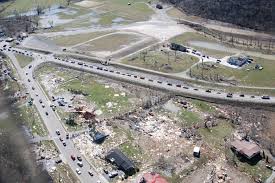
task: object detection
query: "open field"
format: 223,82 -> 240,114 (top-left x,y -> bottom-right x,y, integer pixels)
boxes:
50,31 -> 114,47
18,105 -> 47,137
122,48 -> 199,73
0,0 -> 66,15
170,32 -> 231,58
94,0 -> 154,23
15,54 -> 33,68
75,33 -> 142,52
191,57 -> 275,87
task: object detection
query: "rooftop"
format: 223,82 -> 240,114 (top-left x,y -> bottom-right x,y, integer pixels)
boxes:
231,140 -> 260,159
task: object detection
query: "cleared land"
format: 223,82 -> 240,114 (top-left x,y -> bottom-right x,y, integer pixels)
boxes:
191,57 -> 275,87
76,33 -> 142,52
122,49 -> 199,73
15,54 -> 33,68
170,32 -> 231,58
50,31 -> 114,47
0,0 -> 66,15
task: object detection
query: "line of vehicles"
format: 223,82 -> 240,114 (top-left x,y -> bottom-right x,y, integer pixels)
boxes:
55,129 -> 98,181
52,56 -> 272,101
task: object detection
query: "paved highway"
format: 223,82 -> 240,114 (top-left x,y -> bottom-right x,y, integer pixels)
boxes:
1,43 -> 275,183
2,46 -> 107,183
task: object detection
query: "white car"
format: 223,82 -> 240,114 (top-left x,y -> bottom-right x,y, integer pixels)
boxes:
76,168 -> 81,175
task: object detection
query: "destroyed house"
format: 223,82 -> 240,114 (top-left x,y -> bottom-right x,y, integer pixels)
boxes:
231,140 -> 260,159
170,43 -> 187,52
106,149 -> 136,175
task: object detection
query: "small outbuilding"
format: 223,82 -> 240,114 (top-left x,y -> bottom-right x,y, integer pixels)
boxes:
193,146 -> 200,158
105,149 -> 136,175
231,140 -> 260,160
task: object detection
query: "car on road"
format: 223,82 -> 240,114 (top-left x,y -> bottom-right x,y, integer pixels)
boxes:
66,134 -> 69,139
71,155 -> 76,161
35,93 -> 38,96
26,72 -> 28,75
226,93 -> 233,98
39,99 -> 42,103
32,86 -> 35,90
42,104 -> 45,108
63,142 -> 66,146
77,156 -> 82,161
88,170 -> 93,176
205,89 -> 211,93
262,96 -> 270,100
76,168 -> 81,175
28,65 -> 32,69
45,112 -> 49,116
28,79 -> 31,82
59,137 -> 63,142
56,130 -> 60,135
55,159 -> 62,164
240,94 -> 245,97
77,161 -> 83,167
251,95 -> 255,98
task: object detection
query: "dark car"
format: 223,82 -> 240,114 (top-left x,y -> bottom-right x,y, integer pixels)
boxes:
66,134 -> 69,139
71,155 -> 76,161
56,130 -> 60,135
227,93 -> 233,98
206,89 -> 211,93
262,96 -> 270,100
240,94 -> 245,97
28,65 -> 32,69
55,159 -> 62,164
45,112 -> 49,116
63,142 -> 66,146
77,156 -> 82,161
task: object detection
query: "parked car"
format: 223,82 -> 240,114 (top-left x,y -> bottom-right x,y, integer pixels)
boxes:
55,159 -> 62,164
227,93 -> 233,98
63,142 -> 66,146
77,156 -> 82,161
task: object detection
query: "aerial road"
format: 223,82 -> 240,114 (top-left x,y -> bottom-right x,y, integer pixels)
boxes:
3,50 -> 108,183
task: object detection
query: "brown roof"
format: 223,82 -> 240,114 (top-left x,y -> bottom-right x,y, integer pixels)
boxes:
231,140 -> 260,159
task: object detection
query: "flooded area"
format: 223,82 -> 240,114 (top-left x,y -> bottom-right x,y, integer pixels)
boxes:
0,84 -> 51,183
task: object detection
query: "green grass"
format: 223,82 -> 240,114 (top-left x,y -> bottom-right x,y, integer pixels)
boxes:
170,32 -> 231,59
95,0 -> 154,23
191,57 -> 275,87
15,54 -> 33,68
122,50 -> 199,73
0,0 -> 66,15
178,109 -> 201,127
120,142 -> 143,159
225,149 -> 271,181
62,77 -> 130,116
19,105 -> 47,137
192,99 -> 216,113
78,33 -> 140,52
50,31 -> 113,47
199,121 -> 234,149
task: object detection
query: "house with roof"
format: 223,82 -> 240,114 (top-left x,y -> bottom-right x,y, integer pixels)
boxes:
231,140 -> 261,160
105,149 -> 136,175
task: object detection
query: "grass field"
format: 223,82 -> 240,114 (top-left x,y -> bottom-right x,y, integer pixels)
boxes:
0,0 -> 66,15
178,109 -> 201,127
50,31 -> 113,47
15,54 -> 33,68
62,76 -> 131,116
122,50 -> 199,73
199,121 -> 234,149
170,32 -> 231,58
191,57 -> 275,87
76,33 -> 141,52
95,0 -> 154,23
19,105 -> 47,137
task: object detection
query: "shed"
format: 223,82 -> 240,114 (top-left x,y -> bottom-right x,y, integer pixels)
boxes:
193,146 -> 200,158
105,149 -> 136,175
231,140 -> 260,159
